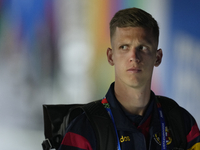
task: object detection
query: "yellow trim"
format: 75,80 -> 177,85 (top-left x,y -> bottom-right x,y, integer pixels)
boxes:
188,142 -> 200,150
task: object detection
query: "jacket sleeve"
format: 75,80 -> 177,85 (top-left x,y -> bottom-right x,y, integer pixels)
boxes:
181,107 -> 200,150
58,113 -> 96,150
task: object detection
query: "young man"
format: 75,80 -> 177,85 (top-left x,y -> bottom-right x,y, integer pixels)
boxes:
58,7 -> 200,150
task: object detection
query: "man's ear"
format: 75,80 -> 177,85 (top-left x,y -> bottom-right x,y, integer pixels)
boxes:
154,49 -> 163,67
107,48 -> 114,66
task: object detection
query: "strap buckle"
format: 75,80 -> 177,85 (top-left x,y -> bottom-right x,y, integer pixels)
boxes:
42,139 -> 52,150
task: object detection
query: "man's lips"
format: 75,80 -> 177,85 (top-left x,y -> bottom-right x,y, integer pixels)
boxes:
127,67 -> 142,73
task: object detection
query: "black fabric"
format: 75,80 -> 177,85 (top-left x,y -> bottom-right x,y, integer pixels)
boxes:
42,104 -> 84,149
42,101 -> 117,150
42,96 -> 186,150
157,96 -> 187,150
83,100 -> 117,150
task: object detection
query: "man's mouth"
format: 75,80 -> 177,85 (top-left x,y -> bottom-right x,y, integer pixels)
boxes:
127,67 -> 142,73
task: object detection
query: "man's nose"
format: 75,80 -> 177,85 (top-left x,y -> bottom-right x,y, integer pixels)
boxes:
129,49 -> 140,63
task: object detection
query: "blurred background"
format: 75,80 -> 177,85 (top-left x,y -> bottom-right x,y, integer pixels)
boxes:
0,0 -> 200,149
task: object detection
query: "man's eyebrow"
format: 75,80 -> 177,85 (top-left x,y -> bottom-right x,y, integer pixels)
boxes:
116,40 -> 130,45
138,38 -> 155,47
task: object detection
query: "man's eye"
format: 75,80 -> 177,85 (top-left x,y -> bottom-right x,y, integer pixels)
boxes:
120,45 -> 128,50
139,45 -> 148,51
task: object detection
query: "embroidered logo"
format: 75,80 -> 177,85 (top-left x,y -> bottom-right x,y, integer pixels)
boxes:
153,126 -> 172,145
120,136 -> 130,143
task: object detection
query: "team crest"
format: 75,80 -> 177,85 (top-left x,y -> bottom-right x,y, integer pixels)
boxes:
153,126 -> 172,145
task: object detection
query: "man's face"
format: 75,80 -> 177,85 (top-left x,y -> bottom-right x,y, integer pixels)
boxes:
107,27 -> 162,89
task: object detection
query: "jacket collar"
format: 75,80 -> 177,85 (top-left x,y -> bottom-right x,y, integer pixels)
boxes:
105,82 -> 160,133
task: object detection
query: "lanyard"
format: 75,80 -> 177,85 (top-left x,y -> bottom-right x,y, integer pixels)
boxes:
102,97 -> 167,150
102,98 -> 121,150
156,99 -> 167,150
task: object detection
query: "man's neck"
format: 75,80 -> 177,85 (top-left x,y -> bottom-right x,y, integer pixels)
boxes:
114,82 -> 151,116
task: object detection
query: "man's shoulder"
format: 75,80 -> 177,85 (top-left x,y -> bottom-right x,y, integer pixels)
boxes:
156,95 -> 196,123
156,95 -> 195,120
179,106 -> 198,130
67,112 -> 90,131
60,112 -> 96,150
156,95 -> 178,105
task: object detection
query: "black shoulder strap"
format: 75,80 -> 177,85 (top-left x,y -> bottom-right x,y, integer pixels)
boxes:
42,104 -> 84,150
82,100 -> 117,150
157,96 -> 187,150
42,100 -> 117,150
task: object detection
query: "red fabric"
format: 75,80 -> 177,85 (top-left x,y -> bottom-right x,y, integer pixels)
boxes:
187,123 -> 200,142
137,115 -> 152,148
138,115 -> 152,139
61,132 -> 93,150
101,98 -> 108,104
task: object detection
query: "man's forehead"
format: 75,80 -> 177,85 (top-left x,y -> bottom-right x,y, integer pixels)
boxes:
111,27 -> 158,48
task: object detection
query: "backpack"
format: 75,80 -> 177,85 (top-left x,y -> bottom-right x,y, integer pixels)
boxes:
41,96 -> 186,150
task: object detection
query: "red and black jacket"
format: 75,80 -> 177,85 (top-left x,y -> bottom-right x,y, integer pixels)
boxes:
58,83 -> 200,150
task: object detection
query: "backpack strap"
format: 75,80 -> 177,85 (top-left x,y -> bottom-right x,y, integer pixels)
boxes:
157,96 -> 187,150
42,104 -> 84,150
82,100 -> 117,150
42,100 -> 117,150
